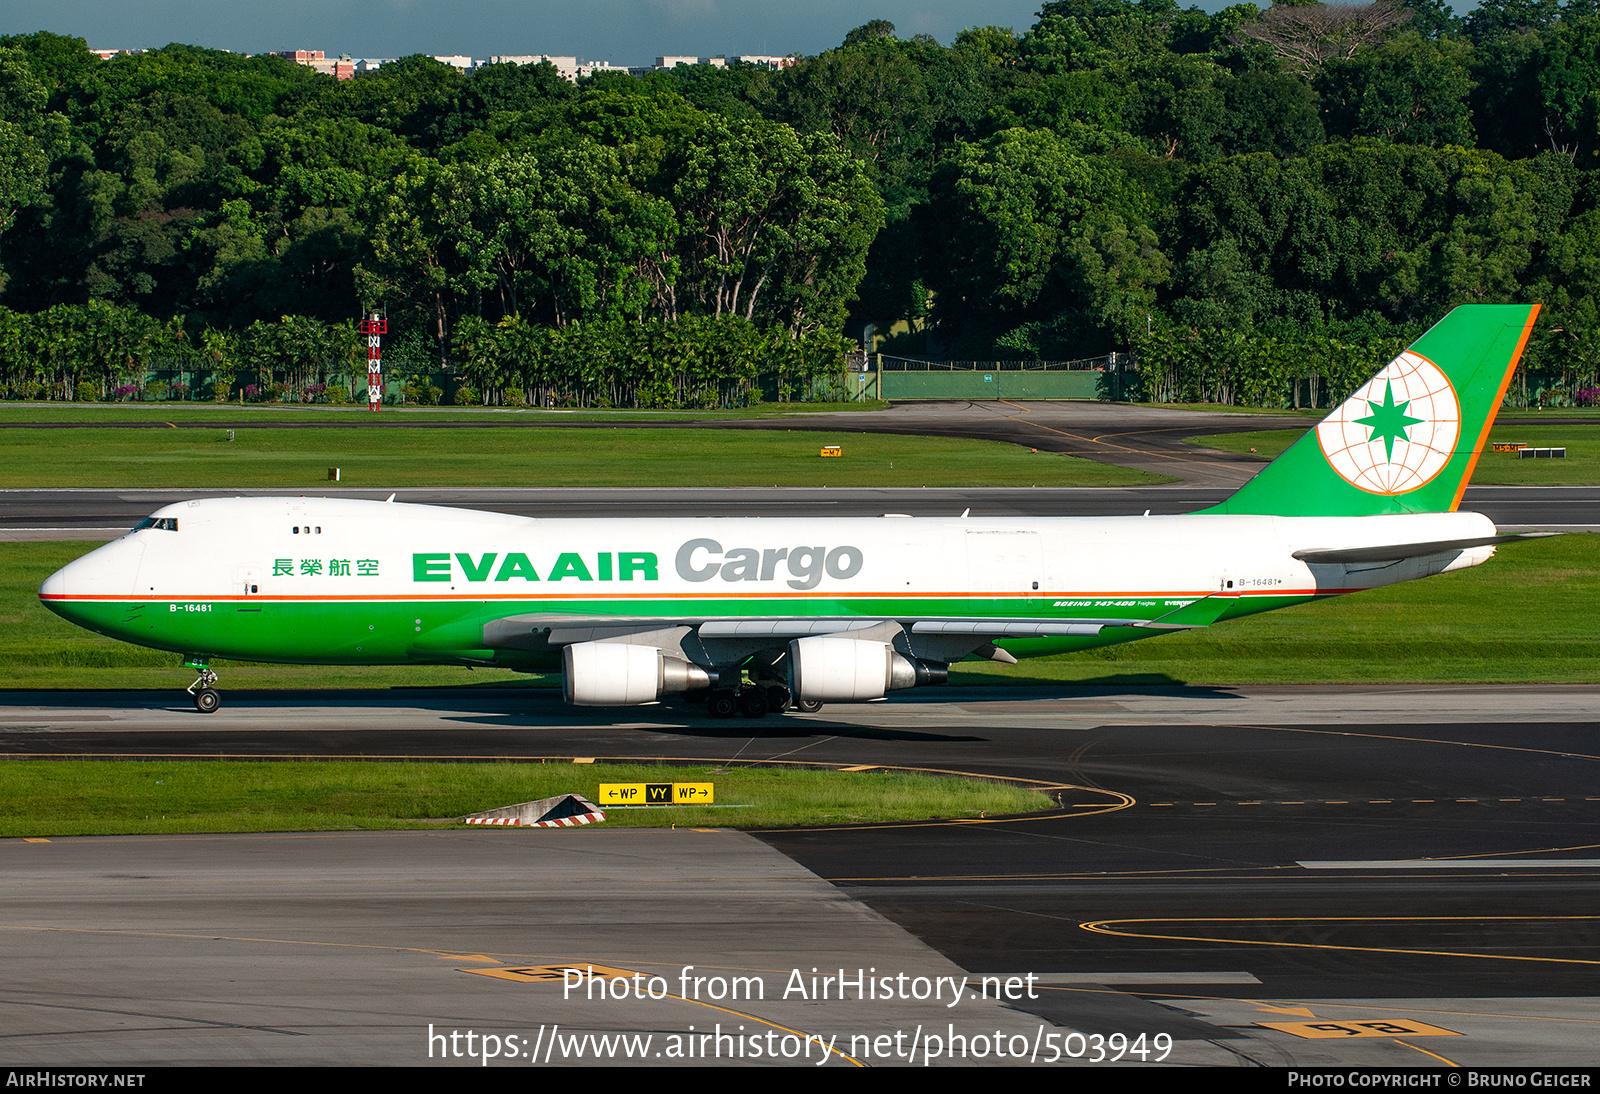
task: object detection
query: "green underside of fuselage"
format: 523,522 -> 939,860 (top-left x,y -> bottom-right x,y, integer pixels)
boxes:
44,592 -> 1326,670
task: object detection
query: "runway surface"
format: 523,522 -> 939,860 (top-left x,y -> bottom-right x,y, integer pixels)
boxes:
4,484 -> 1598,541
2,685 -> 1597,1067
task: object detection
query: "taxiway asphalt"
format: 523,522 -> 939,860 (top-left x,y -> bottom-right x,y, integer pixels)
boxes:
1,685 -> 1597,1067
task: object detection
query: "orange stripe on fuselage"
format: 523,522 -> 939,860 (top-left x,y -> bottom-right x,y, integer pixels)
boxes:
40,587 -> 1332,605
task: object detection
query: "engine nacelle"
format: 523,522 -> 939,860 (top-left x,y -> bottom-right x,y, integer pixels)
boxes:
563,642 -> 712,706
787,636 -> 946,702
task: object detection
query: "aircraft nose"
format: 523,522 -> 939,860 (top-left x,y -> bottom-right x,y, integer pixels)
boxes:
38,558 -> 82,625
38,566 -> 67,599
38,538 -> 146,614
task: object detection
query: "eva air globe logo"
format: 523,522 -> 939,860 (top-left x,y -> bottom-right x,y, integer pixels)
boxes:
1316,351 -> 1460,495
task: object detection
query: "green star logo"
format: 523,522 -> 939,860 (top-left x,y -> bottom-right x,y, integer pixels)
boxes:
1355,381 -> 1424,462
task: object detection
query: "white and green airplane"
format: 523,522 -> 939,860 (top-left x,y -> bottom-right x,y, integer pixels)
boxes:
40,304 -> 1541,716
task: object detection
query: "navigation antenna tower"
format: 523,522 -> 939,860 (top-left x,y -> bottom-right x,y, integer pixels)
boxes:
359,313 -> 387,411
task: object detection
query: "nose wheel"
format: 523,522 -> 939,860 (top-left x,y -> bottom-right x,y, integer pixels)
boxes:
185,662 -> 221,714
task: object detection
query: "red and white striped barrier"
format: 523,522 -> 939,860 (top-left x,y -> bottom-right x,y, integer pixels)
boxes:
463,793 -> 606,828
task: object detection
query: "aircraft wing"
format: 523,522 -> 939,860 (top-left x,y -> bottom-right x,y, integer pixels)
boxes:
480,610 -> 1182,698
482,613 -> 1168,649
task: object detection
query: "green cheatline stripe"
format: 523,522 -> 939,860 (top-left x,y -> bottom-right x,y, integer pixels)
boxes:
48,591 -> 1323,666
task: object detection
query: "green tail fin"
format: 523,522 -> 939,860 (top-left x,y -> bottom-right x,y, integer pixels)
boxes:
1207,304 -> 1539,517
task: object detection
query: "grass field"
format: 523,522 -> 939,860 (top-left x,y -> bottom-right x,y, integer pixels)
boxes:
1191,423 -> 1600,485
7,534 -> 1594,689
0,424 -> 1165,489
0,760 -> 1052,838
0,401 -> 888,423
953,534 -> 1597,685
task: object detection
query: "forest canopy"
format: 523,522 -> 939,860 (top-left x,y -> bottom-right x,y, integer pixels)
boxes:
2,1 -> 1598,406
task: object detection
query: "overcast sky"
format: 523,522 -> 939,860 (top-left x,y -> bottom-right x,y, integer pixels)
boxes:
4,0 -> 1270,65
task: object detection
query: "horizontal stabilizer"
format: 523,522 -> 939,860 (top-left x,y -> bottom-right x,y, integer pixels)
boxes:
1292,532 -> 1558,565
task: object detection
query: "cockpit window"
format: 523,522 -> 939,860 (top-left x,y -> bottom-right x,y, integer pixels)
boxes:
134,517 -> 178,532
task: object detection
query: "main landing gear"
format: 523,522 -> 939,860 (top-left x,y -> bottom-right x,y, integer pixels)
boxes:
702,685 -> 823,719
185,659 -> 220,714
687,684 -> 823,719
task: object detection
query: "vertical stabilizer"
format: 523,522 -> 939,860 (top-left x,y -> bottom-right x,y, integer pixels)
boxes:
1207,304 -> 1539,517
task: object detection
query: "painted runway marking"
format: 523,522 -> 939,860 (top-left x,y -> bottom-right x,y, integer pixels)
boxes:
1300,859 -> 1600,869
1144,797 -> 1591,809
1259,1018 -> 1461,1040
466,962 -> 637,983
1081,916 -> 1600,966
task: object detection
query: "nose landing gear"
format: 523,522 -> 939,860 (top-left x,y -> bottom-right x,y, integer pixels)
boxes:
184,659 -> 221,714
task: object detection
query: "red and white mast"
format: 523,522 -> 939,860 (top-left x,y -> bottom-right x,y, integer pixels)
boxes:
359,313 -> 386,411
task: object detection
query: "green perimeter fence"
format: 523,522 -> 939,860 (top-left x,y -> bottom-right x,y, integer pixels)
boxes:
856,354 -> 1134,401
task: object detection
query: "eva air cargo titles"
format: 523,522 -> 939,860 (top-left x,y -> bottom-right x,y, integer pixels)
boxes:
41,305 -> 1545,717
411,539 -> 864,588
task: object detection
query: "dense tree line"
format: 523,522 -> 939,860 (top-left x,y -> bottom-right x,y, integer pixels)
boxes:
4,1 -> 1600,406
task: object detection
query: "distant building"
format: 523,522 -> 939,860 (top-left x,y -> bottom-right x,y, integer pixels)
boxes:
273,50 -> 353,80
490,55 -> 580,81
258,47 -> 790,82
91,48 -> 144,60
645,55 -> 791,72
313,56 -> 355,80
655,55 -> 725,69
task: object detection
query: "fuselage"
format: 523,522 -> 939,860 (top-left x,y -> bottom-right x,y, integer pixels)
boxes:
38,496 -> 1498,671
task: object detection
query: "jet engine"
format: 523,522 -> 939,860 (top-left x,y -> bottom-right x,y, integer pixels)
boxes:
786,635 -> 947,702
563,642 -> 713,706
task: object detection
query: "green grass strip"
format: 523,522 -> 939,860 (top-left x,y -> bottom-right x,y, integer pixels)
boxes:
0,402 -> 889,423
0,425 -> 1163,488
952,535 -> 1600,685
0,760 -> 1051,837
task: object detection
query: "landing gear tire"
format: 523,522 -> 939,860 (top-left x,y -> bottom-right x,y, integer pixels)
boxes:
708,690 -> 739,718
186,663 -> 220,714
738,689 -> 769,718
764,685 -> 792,713
794,698 -> 823,714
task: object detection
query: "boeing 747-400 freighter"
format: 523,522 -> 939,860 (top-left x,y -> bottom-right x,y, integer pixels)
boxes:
40,305 -> 1542,715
